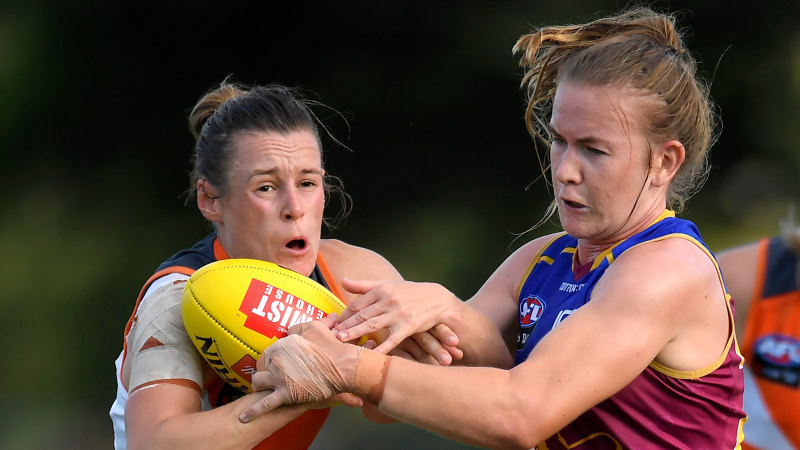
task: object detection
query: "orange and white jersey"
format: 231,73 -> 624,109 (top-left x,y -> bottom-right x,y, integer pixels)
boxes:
740,237 -> 800,450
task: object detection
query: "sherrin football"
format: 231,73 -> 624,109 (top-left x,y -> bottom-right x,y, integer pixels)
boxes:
182,258 -> 346,393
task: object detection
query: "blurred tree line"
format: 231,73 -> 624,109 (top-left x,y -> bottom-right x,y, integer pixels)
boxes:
1,1 -> 799,448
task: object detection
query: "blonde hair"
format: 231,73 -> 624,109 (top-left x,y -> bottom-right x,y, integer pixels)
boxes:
514,7 -> 717,220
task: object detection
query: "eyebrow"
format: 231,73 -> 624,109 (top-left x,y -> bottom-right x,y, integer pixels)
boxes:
248,167 -> 323,179
547,123 -> 609,147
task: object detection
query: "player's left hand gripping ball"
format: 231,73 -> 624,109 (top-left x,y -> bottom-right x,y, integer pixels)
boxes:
181,259 -> 346,393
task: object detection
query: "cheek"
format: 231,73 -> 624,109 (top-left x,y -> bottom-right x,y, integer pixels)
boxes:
312,192 -> 326,215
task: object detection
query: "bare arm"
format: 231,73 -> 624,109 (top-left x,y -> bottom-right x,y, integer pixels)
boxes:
126,384 -> 310,450
243,237 -> 730,448
715,241 -> 759,339
122,279 -> 361,449
332,235 -> 555,368
322,239 -> 463,364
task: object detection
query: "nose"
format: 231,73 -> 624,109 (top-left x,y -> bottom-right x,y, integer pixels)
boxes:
281,187 -> 304,221
552,146 -> 582,185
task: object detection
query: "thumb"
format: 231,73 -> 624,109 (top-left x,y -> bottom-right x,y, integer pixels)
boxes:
319,312 -> 338,329
341,278 -> 382,295
239,391 -> 284,423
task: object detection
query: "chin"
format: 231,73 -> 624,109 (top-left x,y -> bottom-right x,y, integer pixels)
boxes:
278,258 -> 317,277
562,223 -> 593,240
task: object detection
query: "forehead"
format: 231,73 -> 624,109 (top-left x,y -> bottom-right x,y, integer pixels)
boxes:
230,130 -> 322,173
550,82 -> 649,142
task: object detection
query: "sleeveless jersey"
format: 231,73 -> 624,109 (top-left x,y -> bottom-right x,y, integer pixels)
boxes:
740,237 -> 800,450
119,233 -> 345,449
516,211 -> 746,449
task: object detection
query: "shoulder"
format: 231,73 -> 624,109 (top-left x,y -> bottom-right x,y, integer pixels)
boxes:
596,236 -> 723,324
476,232 -> 566,301
612,236 -> 717,290
495,232 -> 566,279
138,279 -> 188,320
319,239 -> 402,282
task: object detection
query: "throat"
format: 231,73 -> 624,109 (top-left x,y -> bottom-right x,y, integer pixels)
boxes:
572,256 -> 593,280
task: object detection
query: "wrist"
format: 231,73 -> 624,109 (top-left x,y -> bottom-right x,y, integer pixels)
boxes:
352,349 -> 392,405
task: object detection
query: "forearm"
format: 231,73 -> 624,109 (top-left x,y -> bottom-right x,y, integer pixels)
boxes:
450,302 -> 514,368
127,389 -> 307,450
372,356 -> 536,449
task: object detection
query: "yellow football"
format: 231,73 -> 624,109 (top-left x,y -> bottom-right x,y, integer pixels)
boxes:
181,258 -> 346,393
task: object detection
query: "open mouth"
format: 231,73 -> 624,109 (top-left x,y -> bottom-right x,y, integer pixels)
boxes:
286,239 -> 307,250
563,199 -> 585,209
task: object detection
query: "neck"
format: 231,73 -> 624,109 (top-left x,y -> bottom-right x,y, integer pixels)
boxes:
575,207 -> 670,265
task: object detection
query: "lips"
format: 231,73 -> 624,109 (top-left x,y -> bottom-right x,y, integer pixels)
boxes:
560,195 -> 587,209
285,238 -> 307,250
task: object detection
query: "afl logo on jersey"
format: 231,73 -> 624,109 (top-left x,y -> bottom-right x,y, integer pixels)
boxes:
753,334 -> 800,387
519,296 -> 545,328
755,334 -> 800,367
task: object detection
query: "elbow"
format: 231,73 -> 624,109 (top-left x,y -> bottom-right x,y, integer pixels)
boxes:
501,431 -> 545,450
484,410 -> 547,450
491,431 -> 543,450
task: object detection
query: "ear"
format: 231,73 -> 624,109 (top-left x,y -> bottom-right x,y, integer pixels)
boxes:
196,179 -> 223,223
650,139 -> 685,187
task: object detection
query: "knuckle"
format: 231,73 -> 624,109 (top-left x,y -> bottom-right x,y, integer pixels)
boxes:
349,301 -> 363,312
366,317 -> 381,332
356,309 -> 371,322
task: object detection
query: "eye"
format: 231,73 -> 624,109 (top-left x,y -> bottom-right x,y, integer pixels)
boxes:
257,184 -> 275,193
550,135 -> 567,149
299,180 -> 317,188
548,129 -> 566,147
586,146 -> 606,156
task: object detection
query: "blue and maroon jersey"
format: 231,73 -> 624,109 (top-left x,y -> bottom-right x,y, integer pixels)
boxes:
516,210 -> 746,449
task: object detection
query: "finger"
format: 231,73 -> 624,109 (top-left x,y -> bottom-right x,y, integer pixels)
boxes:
430,323 -> 459,347
334,315 -> 390,344
239,391 -> 286,423
444,344 -> 464,361
286,319 -> 318,335
335,279 -> 388,324
411,331 -> 452,366
340,278 -> 383,295
362,339 -> 378,350
403,336 -> 440,365
256,352 -> 270,371
372,332 -> 409,355
251,363 -> 280,392
334,291 -> 380,325
319,312 -> 338,329
387,348 -> 415,361
330,393 -> 363,408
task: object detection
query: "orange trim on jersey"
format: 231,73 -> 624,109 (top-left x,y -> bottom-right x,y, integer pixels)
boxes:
130,378 -> 202,395
316,250 -> 347,304
213,238 -> 229,260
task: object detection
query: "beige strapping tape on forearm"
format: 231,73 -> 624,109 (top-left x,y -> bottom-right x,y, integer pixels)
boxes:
270,335 -> 353,403
270,335 -> 391,405
354,350 -> 392,405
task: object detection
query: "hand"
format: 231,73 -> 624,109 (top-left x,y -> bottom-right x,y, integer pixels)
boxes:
240,317 -> 362,423
390,332 -> 463,365
333,279 -> 463,362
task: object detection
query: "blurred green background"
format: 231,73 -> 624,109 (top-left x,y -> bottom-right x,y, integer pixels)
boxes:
2,1 -> 799,448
